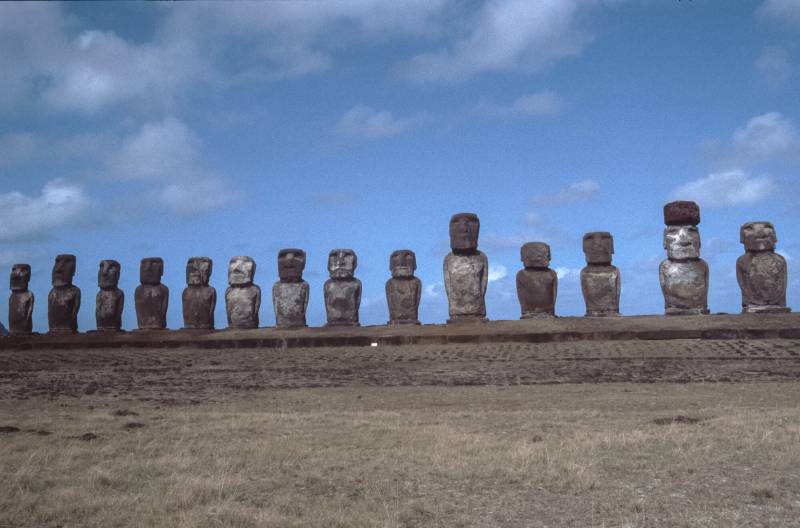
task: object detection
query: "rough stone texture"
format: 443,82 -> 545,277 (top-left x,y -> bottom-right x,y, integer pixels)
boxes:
386,250 -> 421,325
664,200 -> 700,226
272,249 -> 309,328
660,218 -> 709,315
182,257 -> 216,329
48,254 -> 81,335
516,242 -> 557,319
226,256 -> 260,329
581,232 -> 620,317
8,264 -> 34,335
444,213 -> 488,323
96,260 -> 124,332
324,249 -> 361,326
737,221 -> 790,313
134,257 -> 168,330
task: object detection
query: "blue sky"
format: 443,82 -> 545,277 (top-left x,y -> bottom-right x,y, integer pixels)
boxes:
1,0 -> 799,331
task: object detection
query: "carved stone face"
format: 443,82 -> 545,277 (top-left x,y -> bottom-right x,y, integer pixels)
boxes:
449,213 -> 480,252
740,221 -> 777,252
390,250 -> 416,278
521,242 -> 551,269
328,249 -> 356,279
140,257 -> 164,285
228,256 -> 255,286
52,254 -> 76,287
583,232 -> 614,265
98,260 -> 121,289
278,249 -> 306,281
663,225 -> 701,260
186,257 -> 212,286
10,264 -> 31,291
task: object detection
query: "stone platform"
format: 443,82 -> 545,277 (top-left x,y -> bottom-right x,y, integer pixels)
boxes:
2,313 -> 799,350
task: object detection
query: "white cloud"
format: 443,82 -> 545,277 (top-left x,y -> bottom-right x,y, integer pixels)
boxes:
107,117 -> 240,214
0,133 -> 37,165
424,282 -> 444,298
531,179 -> 600,206
755,47 -> 792,89
0,179 -> 91,241
554,267 -> 580,280
477,90 -> 565,117
334,105 -> 428,140
757,0 -> 800,26
488,264 -> 508,282
670,170 -> 776,209
732,112 -> 800,161
400,0 -> 592,83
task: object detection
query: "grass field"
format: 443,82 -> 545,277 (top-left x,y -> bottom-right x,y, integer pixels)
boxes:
2,381 -> 799,527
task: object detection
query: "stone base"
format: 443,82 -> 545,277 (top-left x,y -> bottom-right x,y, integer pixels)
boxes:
447,315 -> 488,324
135,326 -> 168,331
48,328 -> 77,335
388,319 -> 421,325
520,312 -> 555,320
95,327 -> 123,333
665,308 -> 709,316
183,324 -> 214,330
743,305 -> 791,314
585,311 -> 621,317
275,324 -> 308,330
225,324 -> 259,330
326,321 -> 360,327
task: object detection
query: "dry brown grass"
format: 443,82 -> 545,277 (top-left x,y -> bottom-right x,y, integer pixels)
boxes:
1,383 -> 800,527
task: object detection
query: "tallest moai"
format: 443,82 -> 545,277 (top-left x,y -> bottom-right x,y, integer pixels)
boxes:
659,201 -> 709,315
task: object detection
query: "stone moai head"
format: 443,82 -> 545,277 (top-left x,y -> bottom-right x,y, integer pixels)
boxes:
52,254 -> 76,287
390,250 -> 416,278
663,201 -> 701,260
140,257 -> 164,285
277,249 -> 306,282
328,249 -> 357,279
98,260 -> 121,289
186,257 -> 212,286
583,232 -> 614,265
449,212 -> 480,252
740,221 -> 777,252
228,256 -> 255,286
521,242 -> 551,269
10,264 -> 31,291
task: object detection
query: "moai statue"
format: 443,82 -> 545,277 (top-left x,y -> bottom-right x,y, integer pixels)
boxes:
9,264 -> 34,335
272,249 -> 309,329
386,250 -> 422,325
96,260 -> 124,331
580,232 -> 621,317
444,213 -> 488,323
226,256 -> 260,329
48,254 -> 81,334
182,257 -> 216,329
324,249 -> 362,326
736,221 -> 790,313
135,257 -> 169,330
659,201 -> 709,315
516,242 -> 557,318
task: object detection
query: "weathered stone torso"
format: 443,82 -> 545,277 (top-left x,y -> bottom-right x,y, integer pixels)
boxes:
135,284 -> 169,330
226,285 -> 260,328
581,265 -> 620,316
48,286 -> 81,334
444,251 -> 488,321
516,269 -> 556,318
96,289 -> 124,331
272,281 -> 309,328
386,277 -> 421,324
659,259 -> 709,315
324,278 -> 361,326
9,291 -> 34,335
736,252 -> 788,313
182,286 -> 216,329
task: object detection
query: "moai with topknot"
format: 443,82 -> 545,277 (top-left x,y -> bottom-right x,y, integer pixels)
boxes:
444,213 -> 488,323
9,264 -> 34,335
580,232 -> 621,316
182,257 -> 216,329
516,242 -> 557,318
96,260 -> 124,331
48,254 -> 81,334
272,249 -> 309,328
736,221 -> 790,313
135,257 -> 169,330
659,201 -> 709,315
386,250 -> 421,325
324,249 -> 361,326
226,256 -> 260,329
